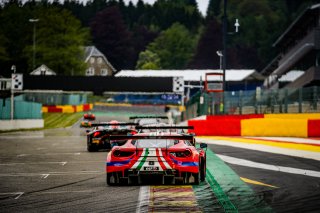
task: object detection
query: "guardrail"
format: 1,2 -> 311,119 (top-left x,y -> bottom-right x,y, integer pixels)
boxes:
183,86 -> 319,120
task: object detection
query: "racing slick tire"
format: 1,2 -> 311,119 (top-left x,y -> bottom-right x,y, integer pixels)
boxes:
200,158 -> 206,182
87,144 -> 98,152
106,172 -> 119,186
193,172 -> 200,185
87,136 -> 98,152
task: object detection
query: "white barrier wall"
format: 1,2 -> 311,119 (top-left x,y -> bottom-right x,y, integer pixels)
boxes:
0,119 -> 44,130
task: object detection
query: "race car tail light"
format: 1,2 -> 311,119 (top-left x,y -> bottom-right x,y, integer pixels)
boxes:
113,150 -> 135,157
93,132 -> 101,137
170,149 -> 192,158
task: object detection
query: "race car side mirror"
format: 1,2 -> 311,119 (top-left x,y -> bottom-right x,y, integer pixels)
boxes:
200,143 -> 207,149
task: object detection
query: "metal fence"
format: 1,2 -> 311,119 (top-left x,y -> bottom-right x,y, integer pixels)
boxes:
0,97 -> 42,120
22,93 -> 88,105
183,86 -> 320,120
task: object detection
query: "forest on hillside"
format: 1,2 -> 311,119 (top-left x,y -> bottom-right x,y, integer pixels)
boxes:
0,0 -> 318,76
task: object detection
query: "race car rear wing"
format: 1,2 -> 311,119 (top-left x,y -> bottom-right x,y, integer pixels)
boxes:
108,135 -> 194,141
136,126 -> 194,130
90,122 -> 138,127
129,116 -> 168,120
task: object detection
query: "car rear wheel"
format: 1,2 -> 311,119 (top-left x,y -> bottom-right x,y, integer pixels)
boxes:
193,171 -> 200,185
107,172 -> 118,186
200,158 -> 206,181
87,136 -> 98,152
87,144 -> 98,152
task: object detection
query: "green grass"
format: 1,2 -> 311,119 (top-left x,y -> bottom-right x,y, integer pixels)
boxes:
43,112 -> 83,129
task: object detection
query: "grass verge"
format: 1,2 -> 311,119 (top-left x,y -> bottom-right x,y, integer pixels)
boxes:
43,112 -> 83,129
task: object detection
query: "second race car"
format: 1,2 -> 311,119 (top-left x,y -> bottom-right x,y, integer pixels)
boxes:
86,120 -> 138,152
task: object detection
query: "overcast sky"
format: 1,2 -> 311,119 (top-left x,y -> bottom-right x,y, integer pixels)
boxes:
75,0 -> 209,16
122,0 -> 209,16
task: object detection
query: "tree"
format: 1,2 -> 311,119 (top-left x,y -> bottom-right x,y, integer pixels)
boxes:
136,50 -> 161,70
0,33 -> 9,64
188,19 -> 222,69
228,0 -> 285,67
147,23 -> 197,69
206,0 -> 222,19
131,25 -> 158,68
23,6 -> 89,75
0,1 -> 31,76
90,6 -> 134,70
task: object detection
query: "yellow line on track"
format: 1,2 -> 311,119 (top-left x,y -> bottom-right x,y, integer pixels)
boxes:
200,136 -> 320,152
149,185 -> 199,210
150,200 -> 198,207
240,177 -> 278,188
152,192 -> 194,197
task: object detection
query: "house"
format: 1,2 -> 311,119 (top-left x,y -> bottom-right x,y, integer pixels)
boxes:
84,46 -> 117,76
30,64 -> 56,75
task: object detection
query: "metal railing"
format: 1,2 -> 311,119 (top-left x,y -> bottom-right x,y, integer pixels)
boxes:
183,86 -> 320,120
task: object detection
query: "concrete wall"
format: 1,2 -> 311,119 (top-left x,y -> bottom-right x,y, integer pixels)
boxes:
0,119 -> 44,131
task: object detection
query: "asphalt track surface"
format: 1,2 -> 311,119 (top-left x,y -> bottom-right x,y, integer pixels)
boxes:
0,105 -> 319,212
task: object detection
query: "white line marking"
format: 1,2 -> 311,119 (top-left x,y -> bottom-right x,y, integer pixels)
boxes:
245,137 -> 320,145
136,186 -> 150,213
0,192 -> 24,200
15,192 -> 24,199
199,137 -> 320,161
16,153 -> 81,157
41,174 -> 50,179
36,148 -> 46,150
0,161 -> 102,166
217,154 -> 320,178
0,171 -> 104,177
34,190 -> 93,194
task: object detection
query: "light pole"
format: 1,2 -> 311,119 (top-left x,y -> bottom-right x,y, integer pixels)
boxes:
222,0 -> 227,114
216,51 -> 223,70
29,18 -> 39,70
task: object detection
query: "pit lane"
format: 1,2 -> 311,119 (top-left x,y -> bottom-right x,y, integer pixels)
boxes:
0,105 -> 320,212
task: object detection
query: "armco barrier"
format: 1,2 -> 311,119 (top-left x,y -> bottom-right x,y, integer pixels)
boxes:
241,118 -> 308,137
189,113 -> 320,137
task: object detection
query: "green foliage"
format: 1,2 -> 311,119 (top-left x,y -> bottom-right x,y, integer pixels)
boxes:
136,50 -> 161,70
23,7 -> 89,75
0,2 -> 32,76
91,6 -> 134,70
227,0 -> 287,65
147,23 -> 197,69
0,33 -> 9,62
0,0 -> 318,74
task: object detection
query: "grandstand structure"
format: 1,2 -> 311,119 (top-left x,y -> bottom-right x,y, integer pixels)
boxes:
261,3 -> 320,89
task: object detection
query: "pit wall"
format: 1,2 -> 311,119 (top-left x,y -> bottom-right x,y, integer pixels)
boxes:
188,113 -> 320,137
42,104 -> 93,113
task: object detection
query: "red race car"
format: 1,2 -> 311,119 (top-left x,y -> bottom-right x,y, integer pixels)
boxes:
86,120 -> 138,152
83,112 -> 95,120
106,128 -> 207,185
